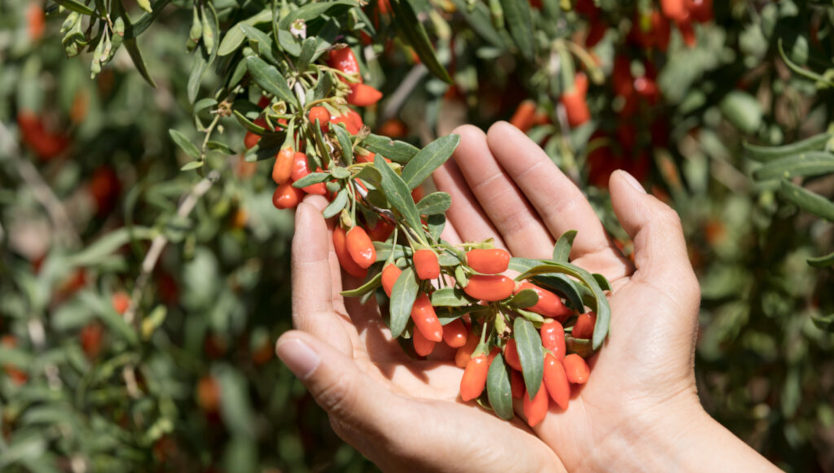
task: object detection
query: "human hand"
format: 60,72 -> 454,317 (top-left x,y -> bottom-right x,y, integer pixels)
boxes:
432,122 -> 778,473
274,195 -> 564,472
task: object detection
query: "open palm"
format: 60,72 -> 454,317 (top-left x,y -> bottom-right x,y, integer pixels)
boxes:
277,122 -> 701,472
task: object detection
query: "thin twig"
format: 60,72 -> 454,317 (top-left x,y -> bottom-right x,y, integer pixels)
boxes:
382,64 -> 428,121
0,121 -> 82,248
122,170 -> 220,328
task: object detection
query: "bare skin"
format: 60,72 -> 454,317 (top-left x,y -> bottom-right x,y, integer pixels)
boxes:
276,122 -> 780,473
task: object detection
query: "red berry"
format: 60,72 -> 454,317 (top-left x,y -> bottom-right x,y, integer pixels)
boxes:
333,227 -> 368,278
347,83 -> 383,107
443,319 -> 468,348
381,264 -> 402,297
540,320 -> 566,361
272,183 -> 304,209
411,293 -> 443,342
346,227 -> 376,269
522,383 -> 549,427
413,249 -> 440,280
543,353 -> 570,410
563,354 -> 590,384
455,333 -> 479,368
572,312 -> 596,340
503,338 -> 522,371
412,328 -> 436,357
460,354 -> 489,401
463,275 -> 515,301
515,282 -> 572,320
466,248 -> 511,274
272,148 -> 294,184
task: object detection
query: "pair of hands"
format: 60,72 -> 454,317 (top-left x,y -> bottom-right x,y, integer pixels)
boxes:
275,123 -> 776,472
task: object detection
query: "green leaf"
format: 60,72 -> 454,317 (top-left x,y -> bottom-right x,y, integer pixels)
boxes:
298,37 -> 318,68
323,188 -> 349,218
811,313 -> 834,332
363,134 -> 420,163
552,230 -> 576,262
280,0 -> 356,27
292,172 -> 331,188
206,140 -> 235,154
200,4 -> 218,55
245,56 -> 298,107
217,11 -> 273,56
389,267 -> 419,337
450,0 -> 504,48
499,0 -> 535,60
187,49 -> 208,103
752,152 -> 834,180
427,214 -> 446,241
389,0 -> 453,83
375,156 -> 424,234
486,354 -> 514,420
53,0 -> 95,16
340,271 -> 382,297
136,0 -> 152,12
180,161 -> 203,171
744,132 -> 832,162
566,336 -> 594,358
68,227 -> 155,267
807,250 -> 834,268
314,70 -> 334,101
79,292 -> 138,346
430,287 -> 471,307
778,179 -> 834,222
123,39 -> 156,88
720,91 -> 762,134
169,129 -> 201,159
592,273 -> 611,292
402,135 -> 460,189
517,262 -> 611,349
416,192 -> 452,215
508,289 -> 538,309
514,317 -> 543,398
332,124 -> 354,165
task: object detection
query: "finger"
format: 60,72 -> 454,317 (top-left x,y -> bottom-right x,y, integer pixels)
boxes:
486,122 -> 625,267
303,195 -> 346,306
276,331 -> 406,442
608,170 -> 700,315
433,158 -> 505,247
451,125 -> 555,258
292,200 -> 352,355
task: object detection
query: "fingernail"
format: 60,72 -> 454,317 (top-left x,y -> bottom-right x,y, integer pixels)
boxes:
618,170 -> 646,194
276,338 -> 320,380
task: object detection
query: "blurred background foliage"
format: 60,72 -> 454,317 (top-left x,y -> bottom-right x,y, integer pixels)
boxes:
0,0 -> 833,471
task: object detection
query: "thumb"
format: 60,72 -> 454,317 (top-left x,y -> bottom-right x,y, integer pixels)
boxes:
608,170 -> 700,315
275,330 -> 403,433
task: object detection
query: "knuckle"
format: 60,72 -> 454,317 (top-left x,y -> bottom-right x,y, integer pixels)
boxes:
314,372 -> 355,418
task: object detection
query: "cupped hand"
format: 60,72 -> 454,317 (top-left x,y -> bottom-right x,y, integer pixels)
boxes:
431,122 -> 704,473
275,187 -> 563,469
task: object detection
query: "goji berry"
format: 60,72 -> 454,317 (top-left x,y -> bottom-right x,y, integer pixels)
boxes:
686,0 -> 712,22
197,375 -> 221,412
661,0 -> 688,21
272,183 -> 303,209
460,354 -> 489,401
308,106 -> 330,130
366,218 -> 394,241
442,318 -> 468,348
244,131 -> 260,149
328,46 -> 362,80
561,73 -> 590,127
463,275 -> 515,301
572,312 -> 596,340
503,338 -> 522,371
413,249 -> 440,280
333,227 -> 368,278
563,354 -> 590,384
272,148 -> 294,184
543,353 -> 570,410
411,293 -> 443,342
522,383 -> 549,427
381,263 -> 402,297
27,4 -> 45,41
80,322 -> 104,359
510,369 -> 524,399
346,226 -> 376,269
112,291 -> 130,315
291,152 -> 327,195
347,83 -> 383,107
412,328 -> 436,357
509,100 -> 537,133
540,320 -> 566,361
455,332 -> 479,368
676,19 -> 696,47
515,282 -> 572,320
466,248 -> 510,274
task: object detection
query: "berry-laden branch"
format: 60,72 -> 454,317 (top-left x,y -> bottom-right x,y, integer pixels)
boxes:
236,43 -> 612,426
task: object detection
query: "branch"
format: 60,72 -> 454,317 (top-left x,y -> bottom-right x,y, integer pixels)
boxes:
122,169 -> 220,328
0,121 -> 82,249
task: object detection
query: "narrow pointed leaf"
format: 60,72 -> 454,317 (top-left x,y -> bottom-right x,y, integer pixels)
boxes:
416,192 -> 452,215
752,152 -> 834,180
744,132 -> 832,161
363,133 -> 420,163
402,135 -> 460,189
389,0 -> 453,83
389,267 -> 419,337
487,354 -> 514,420
245,56 -> 298,107
375,156 -> 423,233
499,0 -> 535,60
778,179 -> 834,221
552,230 -> 576,262
514,317 -> 543,398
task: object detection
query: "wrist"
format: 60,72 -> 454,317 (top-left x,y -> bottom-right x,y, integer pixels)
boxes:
585,390 -> 778,473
